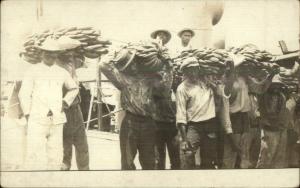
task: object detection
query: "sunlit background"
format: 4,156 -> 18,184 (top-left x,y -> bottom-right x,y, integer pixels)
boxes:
1,0 -> 299,81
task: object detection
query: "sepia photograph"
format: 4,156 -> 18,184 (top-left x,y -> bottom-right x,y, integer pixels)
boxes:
1,0 -> 299,187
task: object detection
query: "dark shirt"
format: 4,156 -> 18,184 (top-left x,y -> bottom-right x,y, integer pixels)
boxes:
258,91 -> 288,130
99,52 -> 157,117
152,67 -> 176,123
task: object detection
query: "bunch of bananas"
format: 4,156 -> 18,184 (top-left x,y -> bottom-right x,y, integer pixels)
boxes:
227,46 -> 277,76
126,41 -> 171,73
174,48 -> 232,75
172,48 -> 232,90
21,26 -> 112,64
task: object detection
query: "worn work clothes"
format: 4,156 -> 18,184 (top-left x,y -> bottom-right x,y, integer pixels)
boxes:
230,76 -> 251,113
99,54 -> 157,117
230,75 -> 273,114
25,117 -> 63,170
222,131 -> 255,169
152,68 -> 176,123
246,127 -> 261,168
256,129 -> 288,168
182,119 -> 218,169
176,80 -> 216,124
259,91 -> 289,130
120,111 -> 156,170
18,63 -> 79,125
63,104 -> 89,170
154,121 -> 180,169
230,112 -> 250,134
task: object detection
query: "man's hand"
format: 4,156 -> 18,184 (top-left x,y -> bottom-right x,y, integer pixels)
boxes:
181,140 -> 192,152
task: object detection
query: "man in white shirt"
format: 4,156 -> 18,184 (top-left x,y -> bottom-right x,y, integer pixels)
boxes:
19,37 -> 79,170
150,29 -> 172,46
172,28 -> 195,58
176,57 -> 234,169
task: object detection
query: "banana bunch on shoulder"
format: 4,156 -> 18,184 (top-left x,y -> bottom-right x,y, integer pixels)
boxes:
227,46 -> 277,76
126,41 -> 171,73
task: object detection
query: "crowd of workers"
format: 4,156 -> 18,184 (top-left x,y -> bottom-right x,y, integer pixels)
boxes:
18,28 -> 299,170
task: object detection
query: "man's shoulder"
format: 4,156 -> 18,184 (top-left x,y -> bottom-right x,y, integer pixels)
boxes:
177,80 -> 189,92
54,64 -> 70,75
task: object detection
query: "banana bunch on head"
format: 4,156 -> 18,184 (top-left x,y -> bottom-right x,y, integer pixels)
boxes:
20,26 -> 112,64
174,48 -> 231,76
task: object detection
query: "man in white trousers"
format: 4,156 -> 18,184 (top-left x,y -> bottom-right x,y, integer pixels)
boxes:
19,37 -> 79,170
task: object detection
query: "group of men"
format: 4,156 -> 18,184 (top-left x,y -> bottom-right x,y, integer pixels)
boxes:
18,28 -> 299,170
100,28 -> 300,170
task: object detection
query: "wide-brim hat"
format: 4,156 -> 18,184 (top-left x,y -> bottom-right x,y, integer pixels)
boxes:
112,48 -> 136,72
177,28 -> 195,37
37,37 -> 61,52
180,57 -> 199,72
150,29 -> 171,43
57,36 -> 81,51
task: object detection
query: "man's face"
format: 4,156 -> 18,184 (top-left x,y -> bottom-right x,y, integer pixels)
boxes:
181,31 -> 192,44
58,50 -> 76,63
42,51 -> 58,66
183,66 -> 199,82
157,32 -> 169,45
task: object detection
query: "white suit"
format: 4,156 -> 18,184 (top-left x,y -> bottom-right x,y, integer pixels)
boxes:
19,63 -> 79,170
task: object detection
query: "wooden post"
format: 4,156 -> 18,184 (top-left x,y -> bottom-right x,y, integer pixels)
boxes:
97,58 -> 103,131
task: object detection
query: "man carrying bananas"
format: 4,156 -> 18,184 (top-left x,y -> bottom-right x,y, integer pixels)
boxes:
56,37 -> 90,170
149,29 -> 180,169
222,56 -> 279,169
99,47 -> 164,170
176,57 -> 234,169
173,28 -> 195,58
19,37 -> 79,170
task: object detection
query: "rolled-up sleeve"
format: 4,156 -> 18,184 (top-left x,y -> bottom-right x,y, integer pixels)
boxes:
99,53 -> 125,90
176,86 -> 188,125
63,72 -> 79,106
18,70 -> 34,115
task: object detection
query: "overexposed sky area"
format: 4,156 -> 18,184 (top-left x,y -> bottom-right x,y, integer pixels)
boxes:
1,0 -> 299,80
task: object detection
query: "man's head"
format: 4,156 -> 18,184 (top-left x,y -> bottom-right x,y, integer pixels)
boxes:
180,57 -> 199,82
41,51 -> 58,66
178,29 -> 195,46
58,50 -> 76,64
150,29 -> 171,45
37,37 -> 61,66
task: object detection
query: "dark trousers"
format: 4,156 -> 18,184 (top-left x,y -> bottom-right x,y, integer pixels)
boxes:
120,111 -> 156,170
154,121 -> 180,169
63,104 -> 89,170
182,119 -> 217,169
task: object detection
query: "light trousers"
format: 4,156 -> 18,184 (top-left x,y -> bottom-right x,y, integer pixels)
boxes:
25,117 -> 63,170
